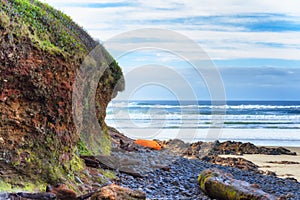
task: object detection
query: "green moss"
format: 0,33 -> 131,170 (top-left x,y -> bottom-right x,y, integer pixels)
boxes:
99,127 -> 111,156
0,178 -> 47,192
68,154 -> 85,172
0,11 -> 10,28
198,170 -> 258,200
102,170 -> 116,179
90,169 -> 116,184
0,180 -> 12,192
80,125 -> 111,156
0,0 -> 95,58
77,139 -> 93,156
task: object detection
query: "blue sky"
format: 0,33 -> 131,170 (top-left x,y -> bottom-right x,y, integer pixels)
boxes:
44,0 -> 300,101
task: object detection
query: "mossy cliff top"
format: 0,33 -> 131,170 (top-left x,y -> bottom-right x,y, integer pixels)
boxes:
0,0 -> 124,191
0,0 -> 95,57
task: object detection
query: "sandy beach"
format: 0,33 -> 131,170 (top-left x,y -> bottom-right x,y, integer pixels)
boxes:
220,147 -> 300,181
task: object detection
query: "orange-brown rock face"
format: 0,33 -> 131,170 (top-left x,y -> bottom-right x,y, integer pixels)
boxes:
0,0 -> 124,186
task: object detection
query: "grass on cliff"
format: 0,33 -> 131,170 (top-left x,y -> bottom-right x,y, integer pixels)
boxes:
0,0 -> 96,57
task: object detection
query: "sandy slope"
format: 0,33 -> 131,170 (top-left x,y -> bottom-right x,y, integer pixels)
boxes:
219,147 -> 300,181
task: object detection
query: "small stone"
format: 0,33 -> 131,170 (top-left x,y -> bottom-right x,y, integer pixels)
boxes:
91,184 -> 146,200
0,137 -> 4,144
264,170 -> 276,176
75,176 -> 83,184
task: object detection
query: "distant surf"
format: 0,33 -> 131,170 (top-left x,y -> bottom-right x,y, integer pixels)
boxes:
106,101 -> 300,146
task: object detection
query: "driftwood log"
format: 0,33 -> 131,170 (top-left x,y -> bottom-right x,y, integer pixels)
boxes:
198,169 -> 278,200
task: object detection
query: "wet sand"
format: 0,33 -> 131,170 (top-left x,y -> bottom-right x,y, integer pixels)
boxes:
219,147 -> 300,181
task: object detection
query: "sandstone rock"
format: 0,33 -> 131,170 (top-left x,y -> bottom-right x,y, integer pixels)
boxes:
198,169 -> 278,200
46,184 -> 77,200
91,184 -> 146,200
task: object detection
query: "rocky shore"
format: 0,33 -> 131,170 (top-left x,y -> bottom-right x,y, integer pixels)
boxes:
114,138 -> 299,199
1,134 -> 300,199
1,1 -> 299,199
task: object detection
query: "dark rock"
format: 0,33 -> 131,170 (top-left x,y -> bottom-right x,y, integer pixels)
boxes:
285,177 -> 298,182
0,193 -> 9,199
266,161 -> 300,164
16,192 -> 56,199
81,155 -> 144,177
161,139 -> 190,156
108,127 -> 140,152
81,156 -> 100,168
202,155 -> 259,171
261,170 -> 277,176
211,141 -> 297,156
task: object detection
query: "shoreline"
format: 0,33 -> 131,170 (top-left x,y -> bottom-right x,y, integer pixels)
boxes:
108,128 -> 300,147
219,146 -> 300,181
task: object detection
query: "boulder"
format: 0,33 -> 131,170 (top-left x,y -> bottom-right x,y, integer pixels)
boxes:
158,139 -> 190,156
202,155 -> 259,171
198,169 -> 278,200
212,141 -> 296,156
91,184 -> 146,200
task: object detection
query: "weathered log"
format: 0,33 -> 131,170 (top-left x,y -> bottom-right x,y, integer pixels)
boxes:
198,169 -> 278,200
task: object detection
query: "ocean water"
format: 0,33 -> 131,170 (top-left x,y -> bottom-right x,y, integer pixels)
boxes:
106,101 -> 300,147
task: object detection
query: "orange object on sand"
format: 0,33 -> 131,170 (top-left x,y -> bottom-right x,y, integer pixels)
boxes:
134,139 -> 162,150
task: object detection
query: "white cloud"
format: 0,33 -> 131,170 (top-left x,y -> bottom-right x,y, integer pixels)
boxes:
43,0 -> 300,60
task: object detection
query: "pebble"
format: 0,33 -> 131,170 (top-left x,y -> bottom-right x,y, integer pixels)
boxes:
117,157 -> 300,199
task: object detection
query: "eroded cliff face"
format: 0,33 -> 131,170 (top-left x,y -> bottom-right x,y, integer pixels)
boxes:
0,0 -> 124,189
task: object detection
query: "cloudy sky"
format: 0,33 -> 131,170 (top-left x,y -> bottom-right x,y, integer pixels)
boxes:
44,0 -> 300,101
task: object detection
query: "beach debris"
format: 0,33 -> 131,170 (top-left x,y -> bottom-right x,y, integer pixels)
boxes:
91,184 -> 146,200
134,139 -> 162,150
198,168 -> 279,200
